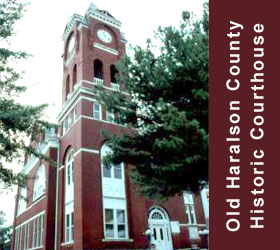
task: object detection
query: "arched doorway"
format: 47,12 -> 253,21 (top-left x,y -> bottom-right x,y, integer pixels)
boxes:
148,207 -> 173,250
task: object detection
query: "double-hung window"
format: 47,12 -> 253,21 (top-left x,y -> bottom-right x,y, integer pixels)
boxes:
93,102 -> 102,120
65,212 -> 74,242
65,149 -> 74,243
33,166 -> 46,201
184,192 -> 196,225
104,209 -> 127,239
106,111 -> 115,123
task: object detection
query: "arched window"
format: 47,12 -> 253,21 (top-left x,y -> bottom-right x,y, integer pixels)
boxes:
65,149 -> 74,243
94,59 -> 103,79
65,150 -> 74,189
73,64 -> 77,88
66,75 -> 70,99
33,165 -> 46,201
100,144 -> 127,239
17,186 -> 27,215
66,33 -> 75,60
100,144 -> 123,179
110,65 -> 118,83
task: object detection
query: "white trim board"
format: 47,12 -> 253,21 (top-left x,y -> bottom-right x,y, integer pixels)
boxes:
15,210 -> 45,229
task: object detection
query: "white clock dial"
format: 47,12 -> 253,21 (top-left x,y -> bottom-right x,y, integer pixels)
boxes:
68,35 -> 75,54
97,29 -> 112,43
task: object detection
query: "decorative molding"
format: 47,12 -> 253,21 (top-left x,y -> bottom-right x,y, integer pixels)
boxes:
61,241 -> 74,246
86,9 -> 121,29
79,115 -> 126,128
102,238 -> 134,242
22,138 -> 59,175
57,82 -> 129,122
73,148 -> 99,157
62,14 -> 82,41
94,42 -> 119,55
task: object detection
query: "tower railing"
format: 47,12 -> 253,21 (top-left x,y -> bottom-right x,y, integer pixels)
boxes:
93,77 -> 104,86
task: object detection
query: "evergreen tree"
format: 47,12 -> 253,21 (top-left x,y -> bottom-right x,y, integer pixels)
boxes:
99,3 -> 209,199
0,211 -> 12,250
0,0 -> 49,189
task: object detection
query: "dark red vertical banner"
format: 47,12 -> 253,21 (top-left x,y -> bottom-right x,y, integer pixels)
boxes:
210,1 -> 280,249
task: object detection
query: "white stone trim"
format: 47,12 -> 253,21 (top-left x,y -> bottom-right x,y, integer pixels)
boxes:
15,210 -> 45,230
180,224 -> 207,227
79,115 -> 126,127
77,23 -> 89,31
102,239 -> 134,242
59,165 -> 65,171
94,42 -> 118,55
62,14 -> 82,41
61,241 -> 74,246
22,138 -> 59,175
86,9 -> 121,29
57,80 -> 129,122
73,148 -> 99,157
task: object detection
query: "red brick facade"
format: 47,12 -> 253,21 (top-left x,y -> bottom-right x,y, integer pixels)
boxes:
11,4 -> 208,250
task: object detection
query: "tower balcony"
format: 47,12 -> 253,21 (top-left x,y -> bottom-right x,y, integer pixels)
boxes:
93,77 -> 104,86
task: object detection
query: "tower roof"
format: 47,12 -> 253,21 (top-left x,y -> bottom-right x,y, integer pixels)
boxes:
62,2 -> 121,41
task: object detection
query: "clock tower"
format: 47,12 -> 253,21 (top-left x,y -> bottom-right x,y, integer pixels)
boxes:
11,3 -> 208,250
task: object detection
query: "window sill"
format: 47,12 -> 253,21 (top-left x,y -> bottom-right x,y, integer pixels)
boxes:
32,194 -> 45,204
30,245 -> 44,250
102,238 -> 134,242
61,241 -> 74,246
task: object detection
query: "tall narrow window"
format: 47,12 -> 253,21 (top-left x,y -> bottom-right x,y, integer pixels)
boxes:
32,220 -> 36,248
183,192 -> 196,225
17,186 -> 27,215
40,214 -> 45,246
93,102 -> 102,120
73,64 -> 77,88
106,111 -> 115,123
94,59 -> 103,79
65,149 -> 74,243
33,166 -> 46,201
66,75 -> 70,99
101,144 -> 128,240
110,65 -> 118,83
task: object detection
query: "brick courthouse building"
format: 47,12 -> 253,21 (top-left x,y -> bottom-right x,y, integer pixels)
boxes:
11,3 -> 209,250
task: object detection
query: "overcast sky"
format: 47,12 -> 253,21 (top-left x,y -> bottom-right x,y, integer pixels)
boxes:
0,0 -> 205,226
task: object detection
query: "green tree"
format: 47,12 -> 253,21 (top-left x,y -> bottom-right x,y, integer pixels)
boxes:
0,0 -> 49,189
0,211 -> 12,250
100,3 -> 209,200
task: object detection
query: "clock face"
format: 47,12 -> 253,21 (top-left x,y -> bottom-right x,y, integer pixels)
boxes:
68,35 -> 75,54
97,29 -> 112,44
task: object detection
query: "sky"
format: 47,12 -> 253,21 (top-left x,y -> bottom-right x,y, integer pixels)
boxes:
0,0 -> 205,226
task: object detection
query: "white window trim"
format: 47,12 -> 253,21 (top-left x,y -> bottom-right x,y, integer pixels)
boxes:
106,111 -> 115,123
184,192 -> 197,225
33,165 -> 46,202
65,211 -> 74,243
64,150 -> 74,243
93,102 -> 102,120
103,208 -> 128,240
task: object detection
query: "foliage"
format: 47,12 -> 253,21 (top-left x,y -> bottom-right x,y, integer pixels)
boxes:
99,3 -> 209,199
0,211 -> 12,250
0,0 -> 50,189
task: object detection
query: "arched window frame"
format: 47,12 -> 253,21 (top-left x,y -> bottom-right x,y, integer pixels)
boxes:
33,165 -> 46,201
73,64 -> 77,88
93,59 -> 104,86
64,149 -> 74,243
66,75 -> 70,100
17,186 -> 27,215
100,144 -> 123,180
100,144 -> 128,239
